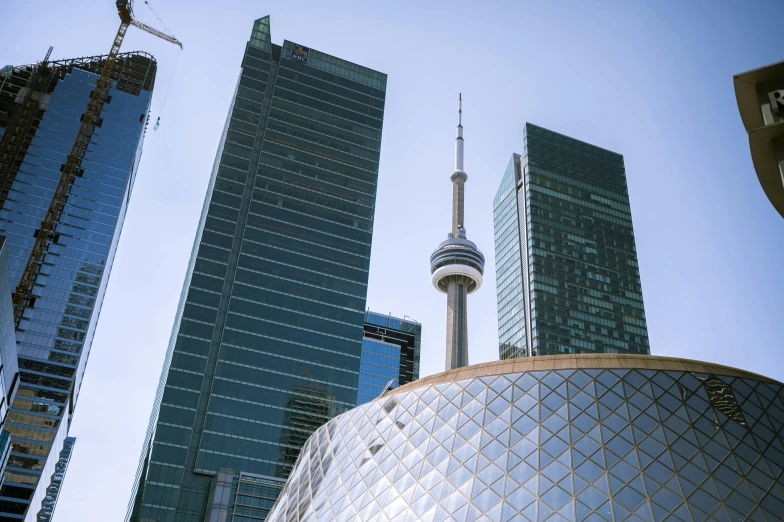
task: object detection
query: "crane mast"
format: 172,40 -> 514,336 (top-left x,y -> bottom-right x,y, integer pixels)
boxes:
10,0 -> 181,325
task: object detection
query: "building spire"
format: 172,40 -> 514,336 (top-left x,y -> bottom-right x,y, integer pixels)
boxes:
451,94 -> 468,236
455,93 -> 464,173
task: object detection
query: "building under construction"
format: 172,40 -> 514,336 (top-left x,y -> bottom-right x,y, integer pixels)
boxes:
0,51 -> 156,521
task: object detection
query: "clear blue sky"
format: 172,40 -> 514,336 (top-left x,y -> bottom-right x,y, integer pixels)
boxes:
2,0 -> 783,519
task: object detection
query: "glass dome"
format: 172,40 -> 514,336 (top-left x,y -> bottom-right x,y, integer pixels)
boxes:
266,355 -> 784,522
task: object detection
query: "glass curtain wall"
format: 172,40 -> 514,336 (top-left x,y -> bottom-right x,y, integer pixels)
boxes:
127,17 -> 386,522
493,154 -> 527,359
494,124 -> 650,359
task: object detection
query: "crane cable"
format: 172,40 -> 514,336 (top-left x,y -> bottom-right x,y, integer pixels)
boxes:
140,0 -> 180,129
155,49 -> 180,128
143,0 -> 172,35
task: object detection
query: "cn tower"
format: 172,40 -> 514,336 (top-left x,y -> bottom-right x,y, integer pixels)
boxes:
429,94 -> 485,371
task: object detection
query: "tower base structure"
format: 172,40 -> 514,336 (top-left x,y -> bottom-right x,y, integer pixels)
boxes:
266,354 -> 784,522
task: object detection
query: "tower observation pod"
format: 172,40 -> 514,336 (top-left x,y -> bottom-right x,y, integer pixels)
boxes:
430,94 -> 485,371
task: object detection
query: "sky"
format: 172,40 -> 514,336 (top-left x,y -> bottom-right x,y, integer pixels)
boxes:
1,0 -> 784,520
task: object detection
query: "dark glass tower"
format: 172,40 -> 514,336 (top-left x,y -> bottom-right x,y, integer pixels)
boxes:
493,123 -> 650,359
127,17 -> 386,522
358,311 -> 421,405
0,52 -> 155,521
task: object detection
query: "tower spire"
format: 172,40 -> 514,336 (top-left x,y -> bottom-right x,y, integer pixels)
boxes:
451,94 -> 468,236
455,93 -> 463,172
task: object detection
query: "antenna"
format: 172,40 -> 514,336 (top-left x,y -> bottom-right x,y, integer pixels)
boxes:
455,93 -> 464,173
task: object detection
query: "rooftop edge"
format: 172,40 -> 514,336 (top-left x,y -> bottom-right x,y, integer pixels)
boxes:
389,354 -> 781,396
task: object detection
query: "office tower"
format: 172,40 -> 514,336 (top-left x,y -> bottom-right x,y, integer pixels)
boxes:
357,311 -> 421,405
429,95 -> 484,371
493,123 -> 650,359
267,354 -> 784,522
0,52 -> 155,520
734,60 -> 784,219
127,16 -> 386,522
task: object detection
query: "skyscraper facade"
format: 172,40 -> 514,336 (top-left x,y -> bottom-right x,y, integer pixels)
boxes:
493,123 -> 649,359
127,17 -> 386,522
0,52 -> 156,521
358,311 -> 421,405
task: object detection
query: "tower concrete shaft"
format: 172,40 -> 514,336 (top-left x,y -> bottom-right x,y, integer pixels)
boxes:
445,277 -> 469,369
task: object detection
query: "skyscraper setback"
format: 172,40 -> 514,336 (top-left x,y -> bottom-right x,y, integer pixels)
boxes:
127,16 -> 386,521
493,123 -> 649,359
0,52 -> 156,520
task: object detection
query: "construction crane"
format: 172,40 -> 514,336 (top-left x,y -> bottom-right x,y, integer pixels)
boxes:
10,0 -> 182,325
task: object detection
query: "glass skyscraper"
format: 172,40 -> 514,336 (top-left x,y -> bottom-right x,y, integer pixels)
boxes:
358,311 -> 421,405
0,52 -> 156,520
127,16 -> 386,522
493,123 -> 649,359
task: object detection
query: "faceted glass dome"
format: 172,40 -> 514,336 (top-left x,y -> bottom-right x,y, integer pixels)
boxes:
266,356 -> 784,522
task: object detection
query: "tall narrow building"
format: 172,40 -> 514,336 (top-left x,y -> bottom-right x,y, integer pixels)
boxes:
429,96 -> 484,371
127,17 -> 386,521
493,123 -> 650,359
0,52 -> 156,520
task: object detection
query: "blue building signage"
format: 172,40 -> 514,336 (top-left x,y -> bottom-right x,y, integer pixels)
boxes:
291,44 -> 309,63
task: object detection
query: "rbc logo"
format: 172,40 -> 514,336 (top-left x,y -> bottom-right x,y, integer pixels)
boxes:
769,90 -> 784,115
291,44 -> 310,63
